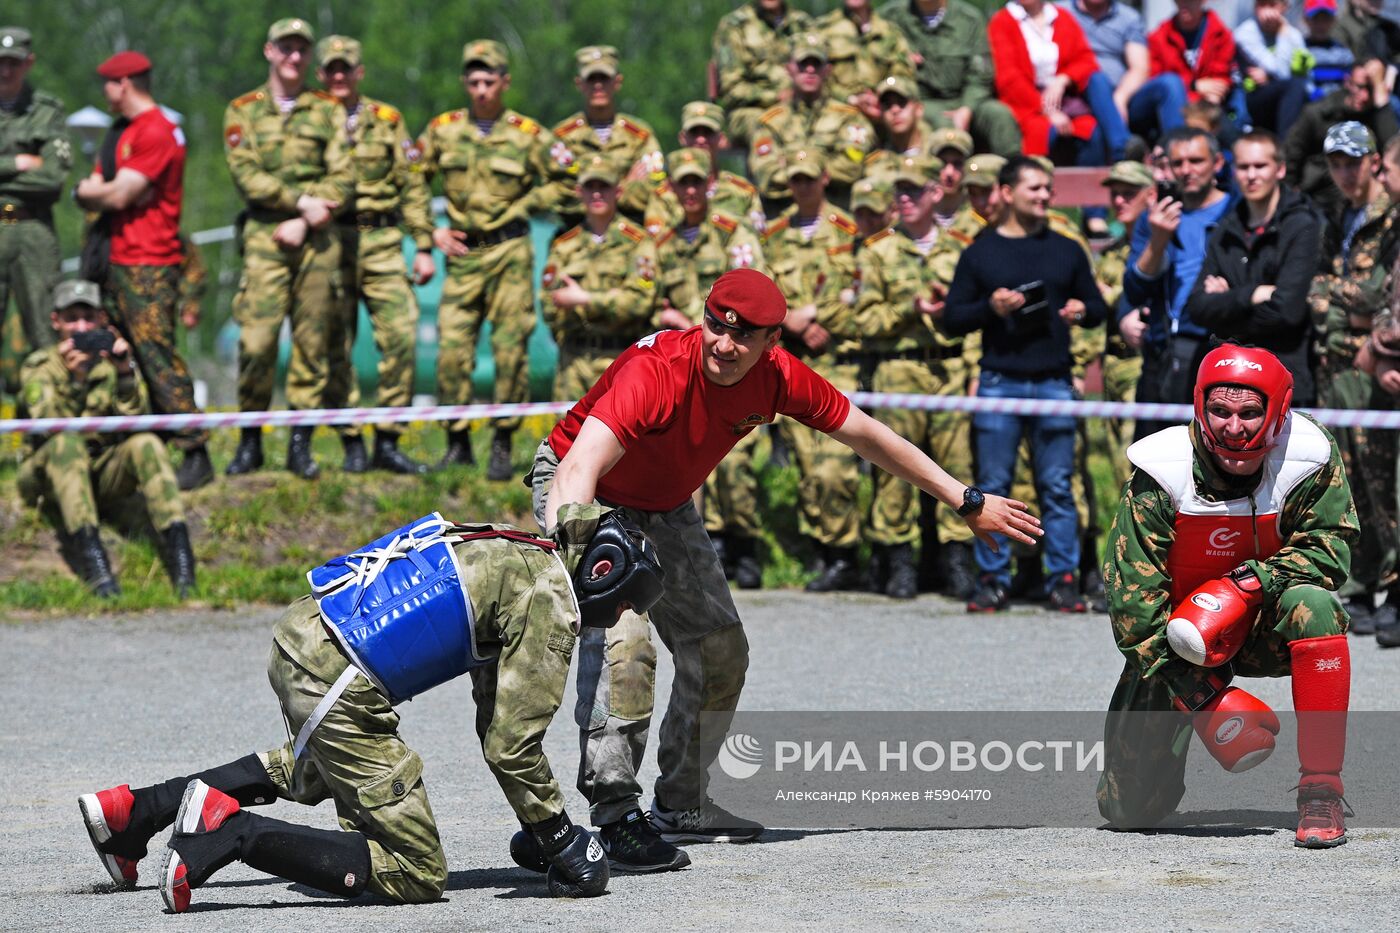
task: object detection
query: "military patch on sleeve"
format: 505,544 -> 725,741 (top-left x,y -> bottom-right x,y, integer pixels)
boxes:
401,137 -> 422,163
547,630 -> 577,656
635,254 -> 656,286
754,137 -> 774,158
729,242 -> 756,268
749,209 -> 767,235
542,263 -> 558,288
550,141 -> 576,169
641,149 -> 665,180
224,125 -> 243,149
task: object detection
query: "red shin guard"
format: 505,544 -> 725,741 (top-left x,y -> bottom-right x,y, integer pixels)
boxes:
1290,634 -> 1350,794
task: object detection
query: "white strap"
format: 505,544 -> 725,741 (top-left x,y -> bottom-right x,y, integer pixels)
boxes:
292,664 -> 362,760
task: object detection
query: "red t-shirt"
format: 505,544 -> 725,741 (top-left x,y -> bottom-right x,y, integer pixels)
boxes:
547,327 -> 852,511
108,107 -> 185,266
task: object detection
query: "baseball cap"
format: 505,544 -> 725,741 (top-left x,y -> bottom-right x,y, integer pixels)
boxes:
705,269 -> 787,328
267,18 -> 314,44
930,127 -> 973,158
851,177 -> 894,213
1101,160 -> 1153,188
790,33 -> 828,64
96,51 -> 152,80
681,100 -> 725,132
1324,120 -> 1376,156
962,153 -> 1006,189
784,148 -> 825,180
1305,0 -> 1338,16
875,75 -> 917,102
317,35 -> 361,68
575,45 -> 619,79
54,280 -> 102,311
892,153 -> 943,187
0,26 -> 32,59
578,154 -> 620,186
667,147 -> 712,182
462,39 -> 508,71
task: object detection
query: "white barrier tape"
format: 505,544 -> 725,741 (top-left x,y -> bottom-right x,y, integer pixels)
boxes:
0,393 -> 1395,436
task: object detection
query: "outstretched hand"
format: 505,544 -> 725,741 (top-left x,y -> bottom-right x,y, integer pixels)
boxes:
964,495 -> 1042,552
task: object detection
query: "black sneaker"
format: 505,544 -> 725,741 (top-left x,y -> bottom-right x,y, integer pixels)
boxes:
1346,597 -> 1376,636
1048,572 -> 1088,613
1374,602 -> 1400,648
967,576 -> 1008,613
649,798 -> 763,844
599,809 -> 691,872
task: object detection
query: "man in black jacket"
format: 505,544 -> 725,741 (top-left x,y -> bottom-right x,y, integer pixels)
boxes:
1283,58 -> 1397,214
1186,130 -> 1324,404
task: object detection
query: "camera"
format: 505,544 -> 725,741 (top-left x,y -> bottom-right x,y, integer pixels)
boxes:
72,329 -> 116,356
1156,180 -> 1182,203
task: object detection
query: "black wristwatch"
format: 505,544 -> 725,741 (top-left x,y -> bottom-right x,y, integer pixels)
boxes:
957,485 -> 985,517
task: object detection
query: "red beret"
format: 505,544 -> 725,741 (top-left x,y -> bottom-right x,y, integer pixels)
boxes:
97,51 -> 152,80
704,268 -> 787,329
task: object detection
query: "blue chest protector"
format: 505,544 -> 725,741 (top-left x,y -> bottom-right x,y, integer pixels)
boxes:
308,513 -> 486,704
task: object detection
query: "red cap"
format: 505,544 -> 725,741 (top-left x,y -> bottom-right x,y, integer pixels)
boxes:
1304,0 -> 1337,16
704,268 -> 787,329
97,51 -> 152,80
1193,344 -> 1293,462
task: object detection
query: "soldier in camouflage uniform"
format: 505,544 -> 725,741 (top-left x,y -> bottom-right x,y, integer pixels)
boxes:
1098,347 -> 1357,849
815,0 -> 917,123
0,27 -> 69,369
16,281 -> 194,599
543,155 -> 658,402
749,33 -> 877,211
877,0 -> 1022,157
863,75 -> 943,178
78,504 -> 663,906
416,39 -> 564,481
548,46 -> 666,229
855,153 -> 977,599
712,0 -> 817,145
223,18 -> 354,481
763,148 -> 864,590
644,101 -> 766,237
313,36 -> 434,477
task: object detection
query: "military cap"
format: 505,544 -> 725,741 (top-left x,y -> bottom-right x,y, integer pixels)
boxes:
267,18 -> 314,44
874,75 -> 917,102
706,269 -> 788,328
1029,155 -> 1056,176
576,45 -> 619,79
892,152 -> 943,187
681,100 -> 726,132
462,39 -> 508,71
790,33 -> 828,64
784,148 -> 825,180
931,127 -> 973,158
667,147 -> 712,182
54,280 -> 102,310
96,51 -> 152,80
1324,120 -> 1376,157
1101,160 -> 1153,188
0,26 -> 32,59
962,153 -> 1006,189
851,177 -> 894,213
317,35 -> 361,68
577,153 -> 620,186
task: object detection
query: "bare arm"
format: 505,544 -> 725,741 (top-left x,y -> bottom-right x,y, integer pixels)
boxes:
543,416 -> 627,530
1115,42 -> 1149,116
75,167 -> 151,211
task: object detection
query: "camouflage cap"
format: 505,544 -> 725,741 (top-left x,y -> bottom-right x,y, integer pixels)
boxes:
851,176 -> 894,213
317,35 -> 361,67
54,279 -> 102,310
892,152 -> 943,187
1324,120 -> 1376,157
667,147 -> 712,182
962,153 -> 1006,189
790,32 -> 828,64
681,100 -> 726,132
1102,160 -> 1153,188
1029,155 -> 1056,176
930,127 -> 973,158
462,38 -> 508,71
0,26 -> 32,60
577,153 -> 620,186
874,75 -> 918,102
784,147 -> 826,180
576,45 -> 619,79
267,17 -> 314,44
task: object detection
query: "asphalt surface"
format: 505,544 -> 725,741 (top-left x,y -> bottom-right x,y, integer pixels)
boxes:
6,593 -> 1400,931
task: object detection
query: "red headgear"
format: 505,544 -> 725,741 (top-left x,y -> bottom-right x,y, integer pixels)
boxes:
1193,344 -> 1293,461
704,268 -> 787,328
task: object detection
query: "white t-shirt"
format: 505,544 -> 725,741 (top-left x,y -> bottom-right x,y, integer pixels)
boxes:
1009,1 -> 1062,89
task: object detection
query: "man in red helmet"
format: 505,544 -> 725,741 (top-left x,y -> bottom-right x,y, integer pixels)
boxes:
1097,343 -> 1359,848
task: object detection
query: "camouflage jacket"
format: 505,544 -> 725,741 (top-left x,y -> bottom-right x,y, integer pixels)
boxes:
415,108 -> 562,232
542,216 -> 658,340
340,95 -> 434,251
1309,192 -> 1398,362
18,345 -> 149,455
763,202 -> 861,352
223,84 -> 353,216
877,0 -> 996,111
644,171 -> 766,237
1103,416 -> 1357,691
1096,236 -> 1138,359
863,120 -> 941,177
0,82 -> 71,208
655,211 -> 766,323
749,97 -> 876,198
547,112 -> 666,225
814,8 -> 917,105
713,3 -> 817,114
854,224 -> 971,353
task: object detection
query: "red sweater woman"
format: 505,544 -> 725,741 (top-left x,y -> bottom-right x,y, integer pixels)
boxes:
988,0 -> 1101,155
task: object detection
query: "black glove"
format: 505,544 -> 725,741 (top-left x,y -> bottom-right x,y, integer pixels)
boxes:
530,812 -> 608,898
509,823 -> 548,873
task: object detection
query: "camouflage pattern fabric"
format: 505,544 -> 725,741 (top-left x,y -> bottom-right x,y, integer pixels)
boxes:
176,234 -> 208,332
748,99 -> 876,200
644,171 -> 767,238
548,113 -> 666,226
814,7 -> 917,106
1094,237 -> 1142,489
654,211 -> 765,324
712,2 -> 817,144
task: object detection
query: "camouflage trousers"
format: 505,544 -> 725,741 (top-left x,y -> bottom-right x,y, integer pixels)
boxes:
0,217 -> 59,371
703,428 -> 762,539
1097,352 -> 1142,493
104,264 -> 208,450
263,599 -> 446,903
553,344 -> 619,403
926,98 -> 1023,159
791,360 -> 861,549
439,236 -> 534,433
233,220 -> 342,412
531,438 -> 748,825
1096,584 -> 1347,829
18,431 -> 183,535
326,226 -> 421,439
868,356 -> 973,546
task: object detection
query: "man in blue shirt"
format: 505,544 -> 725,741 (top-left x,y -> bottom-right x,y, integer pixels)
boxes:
1067,0 -> 1188,142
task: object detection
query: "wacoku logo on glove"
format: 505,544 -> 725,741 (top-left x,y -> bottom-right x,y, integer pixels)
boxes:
1192,592 -> 1224,613
719,733 -> 764,779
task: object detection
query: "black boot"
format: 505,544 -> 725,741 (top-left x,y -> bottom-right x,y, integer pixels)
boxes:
885,543 -> 918,600
286,426 -> 319,480
942,542 -> 977,601
73,525 -> 120,598
224,428 -> 263,476
1346,596 -> 1376,636
806,546 -> 859,592
372,433 -> 429,475
1374,599 -> 1400,648
865,544 -> 889,594
710,532 -> 734,580
487,429 -> 514,481
438,428 -> 475,468
174,445 -> 214,491
160,522 -> 197,598
732,536 -> 763,590
340,434 -> 369,474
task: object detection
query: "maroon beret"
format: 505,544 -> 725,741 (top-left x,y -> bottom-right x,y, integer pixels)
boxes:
97,51 -> 152,80
704,268 -> 787,329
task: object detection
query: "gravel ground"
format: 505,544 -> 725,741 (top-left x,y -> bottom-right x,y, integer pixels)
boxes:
5,593 -> 1399,931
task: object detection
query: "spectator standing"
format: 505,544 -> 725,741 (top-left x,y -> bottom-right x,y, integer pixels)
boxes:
1234,0 -> 1310,134
1067,0 -> 1189,143
1301,0 -> 1356,101
1285,58 -> 1397,213
713,0 -> 816,145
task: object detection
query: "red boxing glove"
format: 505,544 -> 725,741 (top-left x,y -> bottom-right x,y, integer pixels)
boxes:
1178,686 -> 1281,773
1166,568 -> 1264,667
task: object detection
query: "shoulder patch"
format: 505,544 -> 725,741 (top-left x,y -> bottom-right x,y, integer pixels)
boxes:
655,229 -> 677,246
232,90 -> 265,108
828,101 -> 861,116
555,226 -> 582,243
947,227 -> 974,246
864,228 -> 893,247
431,110 -> 465,128
828,213 -> 858,235
711,212 -> 738,233
759,106 -> 787,124
508,113 -> 542,135
619,221 -> 646,242
553,116 -> 587,137
724,172 -> 756,194
762,216 -> 791,242
374,103 -> 401,123
311,89 -> 337,102
826,242 -> 854,256
619,117 -> 650,140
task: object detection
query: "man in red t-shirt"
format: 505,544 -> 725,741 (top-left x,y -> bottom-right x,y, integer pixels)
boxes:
528,268 -> 1041,870
75,51 -> 212,491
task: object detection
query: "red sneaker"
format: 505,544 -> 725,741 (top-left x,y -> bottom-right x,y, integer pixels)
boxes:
160,780 -> 241,913
1295,785 -> 1348,849
78,784 -> 139,886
